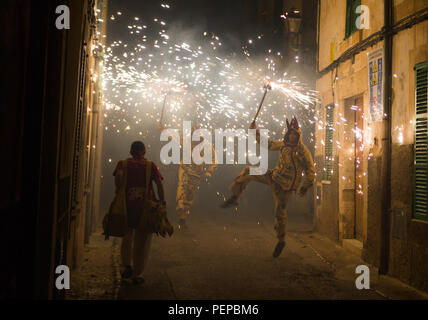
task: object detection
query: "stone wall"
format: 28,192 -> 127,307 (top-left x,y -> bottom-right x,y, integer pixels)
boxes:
316,0 -> 428,292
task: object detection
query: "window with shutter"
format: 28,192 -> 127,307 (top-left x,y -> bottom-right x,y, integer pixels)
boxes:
345,0 -> 361,39
71,43 -> 87,207
413,62 -> 428,222
324,104 -> 334,181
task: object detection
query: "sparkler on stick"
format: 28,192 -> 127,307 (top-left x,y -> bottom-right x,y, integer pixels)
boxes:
104,10 -> 317,137
251,82 -> 272,125
158,83 -> 186,128
159,90 -> 169,127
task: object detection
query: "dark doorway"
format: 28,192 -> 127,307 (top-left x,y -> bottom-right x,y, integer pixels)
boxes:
345,95 -> 364,241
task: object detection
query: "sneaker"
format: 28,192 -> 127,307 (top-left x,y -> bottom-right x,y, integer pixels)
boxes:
121,265 -> 133,279
178,218 -> 188,230
220,196 -> 238,208
273,240 -> 286,258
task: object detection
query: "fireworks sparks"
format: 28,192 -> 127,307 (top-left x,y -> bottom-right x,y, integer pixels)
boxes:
98,5 -> 381,195
101,8 -> 317,139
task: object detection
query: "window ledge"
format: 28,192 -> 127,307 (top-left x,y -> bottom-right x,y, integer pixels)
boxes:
410,219 -> 428,225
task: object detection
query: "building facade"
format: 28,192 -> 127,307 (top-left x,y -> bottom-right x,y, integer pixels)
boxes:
1,0 -> 107,299
315,0 -> 428,292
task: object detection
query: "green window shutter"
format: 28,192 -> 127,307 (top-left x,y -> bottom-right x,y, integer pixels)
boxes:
345,0 -> 361,39
413,62 -> 428,221
324,104 -> 334,181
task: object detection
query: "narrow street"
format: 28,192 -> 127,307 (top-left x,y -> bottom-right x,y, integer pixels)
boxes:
4,0 -> 428,301
118,211 -> 427,300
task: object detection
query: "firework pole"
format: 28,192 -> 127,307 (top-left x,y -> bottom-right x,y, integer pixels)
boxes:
159,90 -> 169,127
251,82 -> 272,125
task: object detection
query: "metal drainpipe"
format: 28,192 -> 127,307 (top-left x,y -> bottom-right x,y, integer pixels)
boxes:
380,0 -> 393,275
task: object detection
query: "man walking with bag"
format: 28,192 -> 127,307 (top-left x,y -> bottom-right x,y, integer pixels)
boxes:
113,141 -> 167,284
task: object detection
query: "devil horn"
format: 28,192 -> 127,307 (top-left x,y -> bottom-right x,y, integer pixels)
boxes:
286,118 -> 290,129
293,116 -> 299,128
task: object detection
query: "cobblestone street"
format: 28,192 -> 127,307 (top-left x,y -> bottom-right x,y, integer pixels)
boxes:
115,213 -> 428,300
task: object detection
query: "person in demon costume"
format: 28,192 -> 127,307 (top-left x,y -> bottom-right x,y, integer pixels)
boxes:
221,116 -> 315,258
